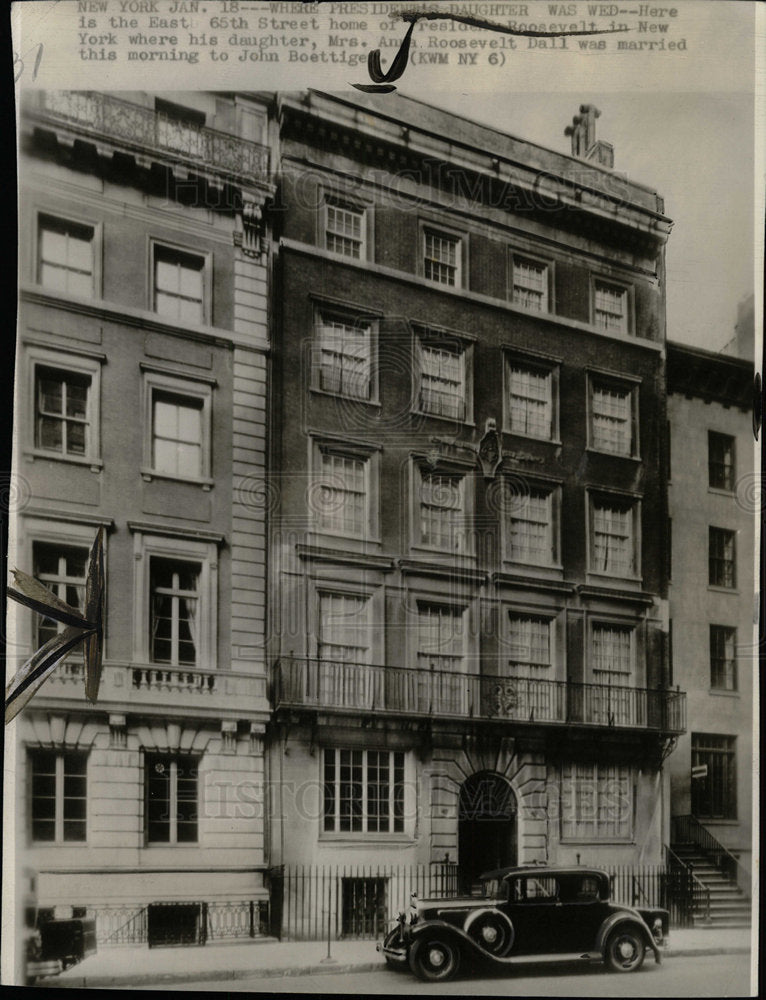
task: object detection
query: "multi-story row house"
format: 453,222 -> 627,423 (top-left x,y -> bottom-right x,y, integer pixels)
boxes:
8,90 -> 273,952
666,340 -> 754,926
266,91 -> 685,931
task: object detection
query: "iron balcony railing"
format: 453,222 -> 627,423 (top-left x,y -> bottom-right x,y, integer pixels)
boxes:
27,91 -> 270,183
272,657 -> 686,734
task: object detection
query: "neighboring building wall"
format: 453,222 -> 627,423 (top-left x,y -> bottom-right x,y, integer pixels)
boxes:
667,343 -> 754,875
9,90 -> 273,935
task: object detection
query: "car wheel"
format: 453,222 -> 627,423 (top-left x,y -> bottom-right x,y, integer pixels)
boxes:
605,927 -> 646,973
409,936 -> 461,982
465,912 -> 514,957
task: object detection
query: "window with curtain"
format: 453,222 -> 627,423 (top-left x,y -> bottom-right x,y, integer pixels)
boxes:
590,498 -> 637,577
38,215 -> 95,297
419,471 -> 466,553
315,313 -> 372,400
506,487 -> 556,565
511,256 -> 548,311
417,338 -> 466,421
33,542 -> 88,648
150,558 -> 200,666
561,763 -> 633,840
508,364 -> 554,439
315,450 -> 367,538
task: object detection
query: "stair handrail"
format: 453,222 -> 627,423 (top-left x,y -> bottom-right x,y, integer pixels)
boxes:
664,844 -> 711,923
672,814 -> 750,896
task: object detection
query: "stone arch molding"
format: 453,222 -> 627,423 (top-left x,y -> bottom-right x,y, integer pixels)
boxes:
21,713 -> 101,750
430,739 -> 549,865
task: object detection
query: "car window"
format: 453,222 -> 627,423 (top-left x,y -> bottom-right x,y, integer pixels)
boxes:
510,877 -> 559,902
577,876 -> 601,901
481,878 -> 509,901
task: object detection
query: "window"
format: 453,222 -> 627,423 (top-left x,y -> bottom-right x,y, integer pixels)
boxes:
155,98 -> 206,157
593,279 -> 629,333
709,527 -> 736,588
319,593 -> 371,665
150,558 -> 200,666
131,530 -> 218,668
591,623 -> 636,725
708,432 -> 736,491
152,244 -> 207,324
33,543 -> 88,648
314,450 -> 367,538
589,494 -> 639,578
323,749 -> 404,833
561,763 -> 633,841
324,198 -> 366,259
35,367 -> 91,458
423,228 -> 461,287
710,625 -> 737,691
415,329 -> 471,422
505,485 -> 559,566
417,604 -> 467,713
506,361 -> 557,440
142,368 -> 213,483
507,614 -> 551,671
511,876 -> 559,901
691,734 -> 736,820
314,312 -> 373,401
152,394 -> 203,478
588,375 -> 639,456
510,255 -> 549,312
506,614 -> 553,719
145,754 -> 198,843
38,215 -> 94,297
418,470 -> 469,554
30,749 -> 87,843
27,347 -> 103,465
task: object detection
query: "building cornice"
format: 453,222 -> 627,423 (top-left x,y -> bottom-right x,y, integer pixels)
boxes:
667,341 -> 753,411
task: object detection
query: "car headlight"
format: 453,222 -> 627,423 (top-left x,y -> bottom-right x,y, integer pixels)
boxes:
652,917 -> 664,941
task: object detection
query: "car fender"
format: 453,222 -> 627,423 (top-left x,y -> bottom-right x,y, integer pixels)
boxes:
595,911 -> 661,964
409,919 -> 519,966
463,908 -> 515,957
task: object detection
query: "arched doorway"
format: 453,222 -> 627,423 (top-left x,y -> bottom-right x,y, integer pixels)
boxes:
458,771 -> 517,891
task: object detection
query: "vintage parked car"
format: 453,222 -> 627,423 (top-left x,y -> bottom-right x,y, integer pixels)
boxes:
378,865 -> 668,982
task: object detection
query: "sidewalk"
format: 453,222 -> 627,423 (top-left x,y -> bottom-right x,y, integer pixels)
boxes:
45,927 -> 754,989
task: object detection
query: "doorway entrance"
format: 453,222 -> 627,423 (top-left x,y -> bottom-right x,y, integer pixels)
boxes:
458,771 -> 517,891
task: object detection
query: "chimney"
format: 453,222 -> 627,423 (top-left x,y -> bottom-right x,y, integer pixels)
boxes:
565,104 -> 614,169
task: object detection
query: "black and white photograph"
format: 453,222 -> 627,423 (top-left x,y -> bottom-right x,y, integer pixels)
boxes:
3,0 -> 761,994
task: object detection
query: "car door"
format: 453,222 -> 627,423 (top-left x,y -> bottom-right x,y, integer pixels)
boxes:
503,876 -> 562,954
553,875 -> 610,953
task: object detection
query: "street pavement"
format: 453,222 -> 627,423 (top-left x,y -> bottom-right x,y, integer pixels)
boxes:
112,953 -> 757,996
43,926 -> 754,990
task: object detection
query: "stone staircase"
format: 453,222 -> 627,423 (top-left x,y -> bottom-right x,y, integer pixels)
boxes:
671,844 -> 752,928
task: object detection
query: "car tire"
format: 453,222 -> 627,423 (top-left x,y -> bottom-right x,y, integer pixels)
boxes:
604,926 -> 646,973
409,936 -> 461,982
465,911 -> 514,957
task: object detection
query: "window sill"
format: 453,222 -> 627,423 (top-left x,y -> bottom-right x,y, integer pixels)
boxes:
412,407 -> 475,428
25,450 -> 102,472
695,818 -> 739,826
503,431 -> 561,445
707,585 -> 739,595
30,841 -> 89,848
708,486 -> 737,497
708,688 -> 740,698
310,387 -> 381,407
141,469 -> 213,490
502,559 -> 563,573
319,834 -> 414,844
586,572 -> 643,586
310,530 -> 382,547
585,448 -> 641,462
560,838 -> 634,846
410,544 -> 477,562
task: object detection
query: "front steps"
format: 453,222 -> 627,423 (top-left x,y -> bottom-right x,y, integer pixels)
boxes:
671,844 -> 752,928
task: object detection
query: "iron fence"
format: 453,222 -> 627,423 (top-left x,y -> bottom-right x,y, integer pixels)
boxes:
83,900 -> 269,945
672,814 -> 749,895
266,863 -> 460,941
606,863 -> 704,928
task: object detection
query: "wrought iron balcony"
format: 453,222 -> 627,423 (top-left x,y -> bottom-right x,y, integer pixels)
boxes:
273,657 -> 686,735
25,91 -> 270,185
